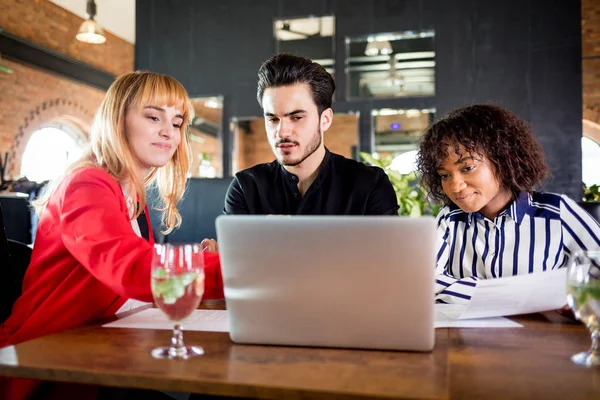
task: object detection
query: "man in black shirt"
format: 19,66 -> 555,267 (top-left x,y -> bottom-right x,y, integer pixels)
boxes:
224,54 -> 398,216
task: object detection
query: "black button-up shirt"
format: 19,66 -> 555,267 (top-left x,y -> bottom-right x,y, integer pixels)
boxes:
224,150 -> 399,215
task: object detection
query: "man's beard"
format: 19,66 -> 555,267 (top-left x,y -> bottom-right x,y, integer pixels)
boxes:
274,126 -> 322,167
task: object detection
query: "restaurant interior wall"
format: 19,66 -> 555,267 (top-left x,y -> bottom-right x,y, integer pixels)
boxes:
136,0 -> 583,199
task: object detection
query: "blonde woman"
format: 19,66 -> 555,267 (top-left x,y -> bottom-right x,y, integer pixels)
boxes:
1,71 -> 223,350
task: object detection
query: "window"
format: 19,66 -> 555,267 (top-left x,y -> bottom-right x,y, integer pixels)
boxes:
346,30 -> 435,99
372,108 -> 435,174
21,127 -> 86,182
582,136 -> 600,186
189,96 -> 223,178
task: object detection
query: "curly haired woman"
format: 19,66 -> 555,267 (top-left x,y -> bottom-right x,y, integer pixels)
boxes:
417,104 -> 600,304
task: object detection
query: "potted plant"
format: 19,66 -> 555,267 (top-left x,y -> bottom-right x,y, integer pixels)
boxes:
360,152 -> 440,217
580,183 -> 600,223
583,183 -> 600,202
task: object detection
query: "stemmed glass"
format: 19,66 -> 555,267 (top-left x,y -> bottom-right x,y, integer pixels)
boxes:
151,243 -> 205,359
566,250 -> 600,367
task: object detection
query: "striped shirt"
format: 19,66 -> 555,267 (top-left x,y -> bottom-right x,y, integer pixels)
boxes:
435,192 -> 600,304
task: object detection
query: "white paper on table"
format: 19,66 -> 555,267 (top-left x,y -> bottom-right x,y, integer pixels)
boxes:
434,305 -> 522,328
443,268 -> 567,320
103,309 -> 229,332
103,307 -> 521,332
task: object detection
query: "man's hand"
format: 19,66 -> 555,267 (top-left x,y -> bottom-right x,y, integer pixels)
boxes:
201,238 -> 219,253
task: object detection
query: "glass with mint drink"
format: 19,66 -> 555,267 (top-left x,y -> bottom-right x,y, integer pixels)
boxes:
567,250 -> 600,366
152,267 -> 204,322
150,243 -> 205,359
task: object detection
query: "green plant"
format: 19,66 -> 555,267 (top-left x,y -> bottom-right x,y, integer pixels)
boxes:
583,183 -> 600,202
360,152 -> 440,217
200,152 -> 213,162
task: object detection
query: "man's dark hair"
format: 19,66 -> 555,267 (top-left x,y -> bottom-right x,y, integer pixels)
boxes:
257,53 -> 335,115
416,104 -> 551,204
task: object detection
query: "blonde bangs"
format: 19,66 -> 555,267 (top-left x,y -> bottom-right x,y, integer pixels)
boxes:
133,75 -> 195,126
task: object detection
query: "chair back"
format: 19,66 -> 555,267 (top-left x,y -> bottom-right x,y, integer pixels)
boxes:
0,203 -> 12,322
0,203 -> 8,258
0,203 -> 32,323
0,195 -> 32,243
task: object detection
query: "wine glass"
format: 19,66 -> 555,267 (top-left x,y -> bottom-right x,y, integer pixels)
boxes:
566,250 -> 600,367
151,243 -> 205,359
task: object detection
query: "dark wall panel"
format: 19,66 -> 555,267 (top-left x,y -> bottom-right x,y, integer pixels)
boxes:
136,0 -> 582,198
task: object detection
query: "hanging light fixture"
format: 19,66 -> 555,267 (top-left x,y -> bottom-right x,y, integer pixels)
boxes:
365,38 -> 379,56
379,40 -> 393,55
76,0 -> 106,44
364,38 -> 393,56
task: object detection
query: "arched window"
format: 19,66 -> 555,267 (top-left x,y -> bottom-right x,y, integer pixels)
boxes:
583,119 -> 600,187
21,125 -> 86,182
582,136 -> 600,186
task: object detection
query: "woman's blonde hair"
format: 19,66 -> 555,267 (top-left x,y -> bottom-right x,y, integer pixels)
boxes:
34,71 -> 193,234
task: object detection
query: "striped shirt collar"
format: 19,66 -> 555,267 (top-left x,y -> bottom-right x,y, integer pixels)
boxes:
448,192 -> 534,227
499,192 -> 533,224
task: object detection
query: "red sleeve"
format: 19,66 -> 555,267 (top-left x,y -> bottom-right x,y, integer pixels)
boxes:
59,169 -> 154,302
203,251 -> 224,300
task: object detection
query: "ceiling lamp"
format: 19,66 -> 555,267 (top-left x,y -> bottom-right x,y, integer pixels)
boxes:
76,0 -> 106,44
379,40 -> 393,55
364,38 -> 393,56
365,41 -> 379,56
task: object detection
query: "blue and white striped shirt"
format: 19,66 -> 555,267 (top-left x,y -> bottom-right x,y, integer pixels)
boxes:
435,192 -> 600,304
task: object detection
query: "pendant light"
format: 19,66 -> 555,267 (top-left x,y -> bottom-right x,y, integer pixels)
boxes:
76,0 -> 106,44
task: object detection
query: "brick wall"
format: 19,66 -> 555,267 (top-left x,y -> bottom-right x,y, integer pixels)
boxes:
323,113 -> 359,159
0,0 -> 135,179
583,0 -> 600,123
0,57 -> 105,177
0,0 -> 134,76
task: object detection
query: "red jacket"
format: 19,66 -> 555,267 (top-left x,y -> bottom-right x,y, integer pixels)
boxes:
1,167 -> 224,348
0,167 -> 224,399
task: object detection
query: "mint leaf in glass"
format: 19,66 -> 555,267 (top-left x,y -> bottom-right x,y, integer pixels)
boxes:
152,271 -> 198,303
153,267 -> 167,279
178,272 -> 198,287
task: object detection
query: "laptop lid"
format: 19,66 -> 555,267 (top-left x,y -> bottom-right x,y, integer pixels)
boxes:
216,215 -> 435,351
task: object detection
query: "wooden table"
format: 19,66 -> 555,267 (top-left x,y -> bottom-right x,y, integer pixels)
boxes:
0,310 -> 598,399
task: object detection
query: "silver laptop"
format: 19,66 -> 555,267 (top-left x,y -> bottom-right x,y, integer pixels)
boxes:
215,215 -> 436,351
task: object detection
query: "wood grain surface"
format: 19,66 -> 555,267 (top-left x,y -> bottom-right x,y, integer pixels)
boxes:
0,310 -> 598,399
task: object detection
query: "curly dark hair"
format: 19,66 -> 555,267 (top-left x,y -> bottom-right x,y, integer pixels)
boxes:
416,104 -> 551,204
